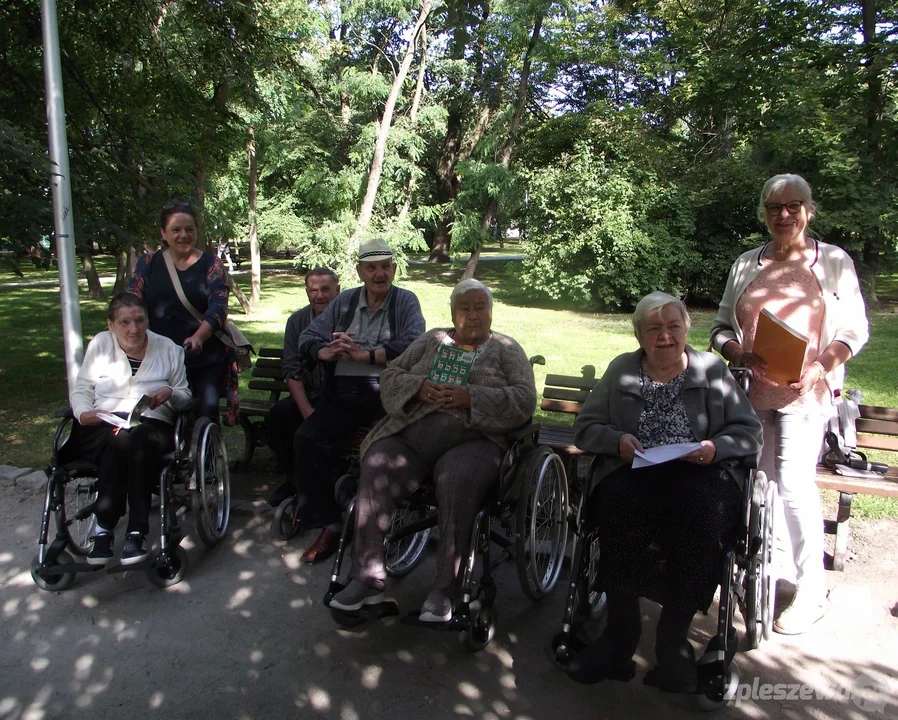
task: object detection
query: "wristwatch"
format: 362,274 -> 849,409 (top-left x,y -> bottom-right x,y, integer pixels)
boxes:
369,349 -> 376,365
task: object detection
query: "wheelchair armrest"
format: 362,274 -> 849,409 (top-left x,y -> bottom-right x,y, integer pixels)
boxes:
505,422 -> 539,445
54,407 -> 74,419
179,398 -> 200,413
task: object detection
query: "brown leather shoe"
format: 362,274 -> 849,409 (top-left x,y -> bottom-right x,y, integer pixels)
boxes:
301,528 -> 340,564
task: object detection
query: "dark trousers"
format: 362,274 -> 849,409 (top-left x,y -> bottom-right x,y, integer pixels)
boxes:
603,591 -> 696,664
187,362 -> 226,423
268,396 -> 304,475
72,419 -> 174,535
292,386 -> 385,528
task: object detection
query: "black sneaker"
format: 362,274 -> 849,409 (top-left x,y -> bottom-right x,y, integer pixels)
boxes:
87,532 -> 114,566
121,532 -> 149,566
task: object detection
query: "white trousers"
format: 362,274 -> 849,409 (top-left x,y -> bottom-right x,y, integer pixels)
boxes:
755,408 -> 829,599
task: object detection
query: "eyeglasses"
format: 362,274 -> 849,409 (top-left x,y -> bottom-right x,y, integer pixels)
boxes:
765,201 -> 804,216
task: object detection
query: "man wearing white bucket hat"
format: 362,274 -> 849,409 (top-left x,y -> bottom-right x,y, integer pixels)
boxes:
293,238 -> 425,563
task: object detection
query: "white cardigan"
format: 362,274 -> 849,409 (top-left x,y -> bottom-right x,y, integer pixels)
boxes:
710,239 -> 869,394
71,330 -> 191,425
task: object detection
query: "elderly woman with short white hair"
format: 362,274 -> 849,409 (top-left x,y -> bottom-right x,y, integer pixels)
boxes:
329,279 -> 537,623
569,292 -> 762,693
711,174 -> 869,636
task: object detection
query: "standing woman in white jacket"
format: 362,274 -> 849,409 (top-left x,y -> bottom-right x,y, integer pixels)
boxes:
69,293 -> 191,567
710,174 -> 869,635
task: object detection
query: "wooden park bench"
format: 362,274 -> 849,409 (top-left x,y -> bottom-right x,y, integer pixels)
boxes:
531,363 -> 598,489
815,404 -> 898,571
230,347 -> 287,468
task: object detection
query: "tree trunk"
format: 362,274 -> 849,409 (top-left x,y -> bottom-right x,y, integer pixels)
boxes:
114,248 -> 129,294
227,272 -> 251,314
465,11 -> 543,279
80,252 -> 104,299
861,0 -> 882,306
398,24 -> 428,223
248,125 -> 261,308
350,0 -> 432,257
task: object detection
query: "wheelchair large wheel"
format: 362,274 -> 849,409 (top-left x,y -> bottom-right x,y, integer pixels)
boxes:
189,418 -> 231,547
759,476 -> 777,641
385,504 -> 432,578
572,531 -> 606,621
31,551 -> 76,592
55,476 -> 98,556
515,446 -> 569,602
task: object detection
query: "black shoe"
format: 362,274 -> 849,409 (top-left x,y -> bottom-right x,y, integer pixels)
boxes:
644,642 -> 697,693
121,532 -> 149,566
268,482 -> 295,508
87,532 -> 114,566
567,636 -> 637,685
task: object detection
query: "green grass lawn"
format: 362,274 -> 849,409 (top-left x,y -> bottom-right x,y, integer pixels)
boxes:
2,256 -> 896,516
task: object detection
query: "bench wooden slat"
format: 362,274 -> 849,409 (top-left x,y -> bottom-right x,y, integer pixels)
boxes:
250,366 -> 287,380
248,379 -> 289,392
816,473 -> 898,498
541,400 -> 584,415
544,374 -> 597,391
856,433 -> 898,453
859,404 -> 898,422
254,358 -> 284,370
258,347 -> 284,358
856,418 -> 898,436
536,425 -> 588,455
239,399 -> 276,415
543,387 -> 591,403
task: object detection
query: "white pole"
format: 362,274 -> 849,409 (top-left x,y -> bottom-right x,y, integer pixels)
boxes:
41,0 -> 83,402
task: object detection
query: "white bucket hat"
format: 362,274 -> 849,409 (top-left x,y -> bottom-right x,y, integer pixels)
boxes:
358,237 -> 394,263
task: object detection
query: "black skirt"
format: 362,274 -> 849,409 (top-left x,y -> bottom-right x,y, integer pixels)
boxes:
590,460 -> 741,613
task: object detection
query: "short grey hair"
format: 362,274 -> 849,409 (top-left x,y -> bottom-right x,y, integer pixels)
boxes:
757,173 -> 816,223
632,291 -> 691,337
450,279 -> 493,310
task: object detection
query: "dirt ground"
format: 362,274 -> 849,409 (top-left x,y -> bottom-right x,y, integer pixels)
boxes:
1,470 -> 896,720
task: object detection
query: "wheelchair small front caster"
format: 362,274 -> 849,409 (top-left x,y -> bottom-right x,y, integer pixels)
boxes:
272,496 -> 302,540
694,659 -> 740,712
31,551 -> 76,592
146,546 -> 189,588
461,605 -> 497,652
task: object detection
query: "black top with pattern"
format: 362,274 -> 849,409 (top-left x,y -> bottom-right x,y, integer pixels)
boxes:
637,366 -> 696,448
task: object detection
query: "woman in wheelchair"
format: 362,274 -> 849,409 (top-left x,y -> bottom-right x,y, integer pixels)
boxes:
328,279 -> 537,622
569,292 -> 762,693
68,293 -> 191,567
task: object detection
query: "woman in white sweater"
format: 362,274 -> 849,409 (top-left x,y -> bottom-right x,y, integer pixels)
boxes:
69,293 -> 191,566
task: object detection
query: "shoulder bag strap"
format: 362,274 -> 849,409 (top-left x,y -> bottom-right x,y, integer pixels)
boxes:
161,249 -> 205,324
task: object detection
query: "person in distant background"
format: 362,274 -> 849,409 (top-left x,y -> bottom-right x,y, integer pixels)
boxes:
710,173 -> 869,635
267,267 -> 340,507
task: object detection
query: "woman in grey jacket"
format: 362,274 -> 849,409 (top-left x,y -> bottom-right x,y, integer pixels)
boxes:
568,292 -> 761,693
710,174 -> 869,636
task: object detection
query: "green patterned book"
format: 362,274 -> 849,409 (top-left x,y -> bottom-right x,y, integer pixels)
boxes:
429,341 -> 476,386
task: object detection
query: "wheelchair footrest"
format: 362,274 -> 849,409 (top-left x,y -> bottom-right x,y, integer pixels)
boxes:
326,600 -> 400,622
36,561 -> 102,576
400,609 -> 468,632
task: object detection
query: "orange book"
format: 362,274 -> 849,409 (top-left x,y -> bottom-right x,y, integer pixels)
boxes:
752,309 -> 810,386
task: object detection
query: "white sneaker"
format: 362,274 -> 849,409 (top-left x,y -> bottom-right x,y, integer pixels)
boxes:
419,590 -> 453,623
773,591 -> 827,635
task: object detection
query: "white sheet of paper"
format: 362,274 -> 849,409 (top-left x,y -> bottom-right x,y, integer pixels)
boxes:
96,411 -> 130,430
632,442 -> 703,469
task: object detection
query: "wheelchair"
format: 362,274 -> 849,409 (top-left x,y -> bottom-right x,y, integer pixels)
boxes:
550,451 -> 777,710
30,403 -> 232,591
322,423 -> 570,652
